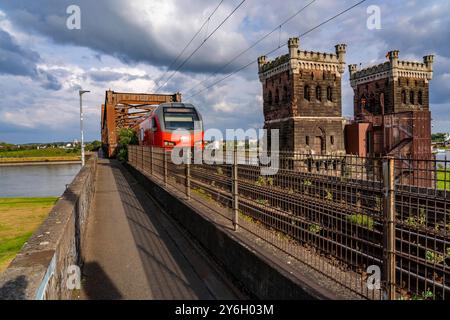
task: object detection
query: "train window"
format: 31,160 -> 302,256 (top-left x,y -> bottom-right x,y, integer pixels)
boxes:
163,107 -> 199,131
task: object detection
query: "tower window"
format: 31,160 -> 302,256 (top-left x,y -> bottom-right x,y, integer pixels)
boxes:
304,85 -> 310,101
410,91 -> 415,104
330,136 -> 335,145
311,72 -> 315,80
275,88 -> 279,104
268,90 -> 273,105
316,86 -> 322,101
327,86 -> 333,102
418,91 -> 423,105
283,86 -> 288,103
306,136 -> 310,146
401,90 -> 407,104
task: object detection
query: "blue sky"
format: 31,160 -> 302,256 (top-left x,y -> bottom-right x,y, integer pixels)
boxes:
0,0 -> 449,144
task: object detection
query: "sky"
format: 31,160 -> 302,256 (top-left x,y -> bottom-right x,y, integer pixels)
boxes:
0,0 -> 449,144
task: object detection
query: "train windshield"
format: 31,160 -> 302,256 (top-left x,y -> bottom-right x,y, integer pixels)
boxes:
163,107 -> 199,130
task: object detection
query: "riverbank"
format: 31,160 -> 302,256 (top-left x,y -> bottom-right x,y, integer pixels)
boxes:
0,147 -> 80,165
0,197 -> 58,273
0,158 -> 81,166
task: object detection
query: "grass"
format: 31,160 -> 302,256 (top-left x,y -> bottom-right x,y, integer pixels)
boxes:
0,197 -> 57,273
0,148 -> 80,163
437,168 -> 450,190
346,214 -> 375,231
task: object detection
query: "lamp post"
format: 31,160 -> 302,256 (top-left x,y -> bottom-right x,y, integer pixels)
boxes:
79,90 -> 90,166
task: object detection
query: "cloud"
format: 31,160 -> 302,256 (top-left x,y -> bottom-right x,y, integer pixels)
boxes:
1,0 -> 450,145
0,28 -> 39,77
0,0 -> 249,75
0,27 -> 62,90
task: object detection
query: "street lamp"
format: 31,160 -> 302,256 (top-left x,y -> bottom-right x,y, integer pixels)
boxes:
79,90 -> 90,166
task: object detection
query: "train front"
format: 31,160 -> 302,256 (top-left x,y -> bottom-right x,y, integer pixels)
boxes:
159,103 -> 204,150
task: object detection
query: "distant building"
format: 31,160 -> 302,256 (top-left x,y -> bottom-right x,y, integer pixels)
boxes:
258,37 -> 347,155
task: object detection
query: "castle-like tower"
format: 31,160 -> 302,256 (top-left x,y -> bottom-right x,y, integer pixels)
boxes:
258,37 -> 347,155
347,50 -> 434,159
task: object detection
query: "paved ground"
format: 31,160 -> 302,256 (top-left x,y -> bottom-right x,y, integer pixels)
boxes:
79,158 -> 242,300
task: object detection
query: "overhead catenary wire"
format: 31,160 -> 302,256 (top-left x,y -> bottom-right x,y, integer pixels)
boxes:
155,0 -> 247,92
183,0 -> 317,97
152,0 -> 225,91
185,0 -> 367,100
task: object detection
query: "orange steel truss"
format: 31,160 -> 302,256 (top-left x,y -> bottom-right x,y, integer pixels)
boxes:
101,90 -> 181,157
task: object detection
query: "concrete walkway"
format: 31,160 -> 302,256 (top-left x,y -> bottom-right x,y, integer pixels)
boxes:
80,159 -> 241,300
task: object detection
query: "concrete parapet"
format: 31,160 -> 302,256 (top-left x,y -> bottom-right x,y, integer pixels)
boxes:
0,154 -> 98,300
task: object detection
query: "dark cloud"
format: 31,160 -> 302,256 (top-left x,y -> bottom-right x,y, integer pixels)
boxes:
0,27 -> 62,90
0,0 -> 249,75
0,29 -> 39,77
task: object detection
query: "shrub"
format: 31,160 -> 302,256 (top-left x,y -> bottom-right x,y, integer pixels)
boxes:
347,214 -> 374,231
425,250 -> 444,264
309,223 -> 322,234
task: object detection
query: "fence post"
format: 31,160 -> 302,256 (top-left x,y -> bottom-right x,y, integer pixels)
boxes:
383,157 -> 396,300
185,149 -> 191,200
141,145 -> 144,171
149,146 -> 153,176
232,148 -> 239,231
163,149 -> 168,186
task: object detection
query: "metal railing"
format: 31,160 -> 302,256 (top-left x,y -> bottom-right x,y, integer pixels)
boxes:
127,145 -> 450,300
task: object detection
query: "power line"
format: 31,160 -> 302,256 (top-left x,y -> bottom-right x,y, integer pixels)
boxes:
152,0 -> 224,91
186,0 -> 367,100
183,0 -> 317,96
155,0 -> 247,92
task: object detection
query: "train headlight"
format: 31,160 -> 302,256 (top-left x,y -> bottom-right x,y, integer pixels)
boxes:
164,141 -> 176,147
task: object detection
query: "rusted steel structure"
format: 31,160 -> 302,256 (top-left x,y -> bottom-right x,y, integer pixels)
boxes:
101,90 -> 181,157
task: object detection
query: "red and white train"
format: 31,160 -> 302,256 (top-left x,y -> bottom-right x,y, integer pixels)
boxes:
137,102 -> 204,149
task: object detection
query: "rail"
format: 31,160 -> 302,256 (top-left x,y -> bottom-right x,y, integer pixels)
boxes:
127,145 -> 450,300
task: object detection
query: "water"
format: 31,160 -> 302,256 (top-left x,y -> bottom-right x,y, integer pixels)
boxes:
435,150 -> 450,162
0,164 -> 81,197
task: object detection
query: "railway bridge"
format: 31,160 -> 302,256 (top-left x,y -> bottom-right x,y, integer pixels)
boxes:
0,149 -> 449,300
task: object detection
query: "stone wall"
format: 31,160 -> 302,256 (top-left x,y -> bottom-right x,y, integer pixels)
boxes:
0,155 -> 97,300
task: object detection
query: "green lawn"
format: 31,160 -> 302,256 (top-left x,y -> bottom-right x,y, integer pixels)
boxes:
0,148 -> 79,158
0,197 -> 58,273
437,169 -> 450,190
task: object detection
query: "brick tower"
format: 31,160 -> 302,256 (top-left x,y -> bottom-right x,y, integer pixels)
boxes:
258,37 -> 347,155
346,51 -> 434,187
347,50 -> 434,159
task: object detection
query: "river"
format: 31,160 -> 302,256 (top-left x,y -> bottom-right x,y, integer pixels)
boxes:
0,164 -> 81,198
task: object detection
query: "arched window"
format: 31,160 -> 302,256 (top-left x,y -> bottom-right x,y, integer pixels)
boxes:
401,90 -> 407,104
311,72 -> 315,80
275,88 -> 279,104
268,90 -> 273,105
304,85 -> 310,101
282,86 -> 288,103
326,86 -> 333,102
316,86 -> 322,101
418,91 -> 423,105
410,91 -> 415,104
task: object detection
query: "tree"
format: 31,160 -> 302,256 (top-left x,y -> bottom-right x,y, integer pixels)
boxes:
432,133 -> 446,143
117,128 -> 138,162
